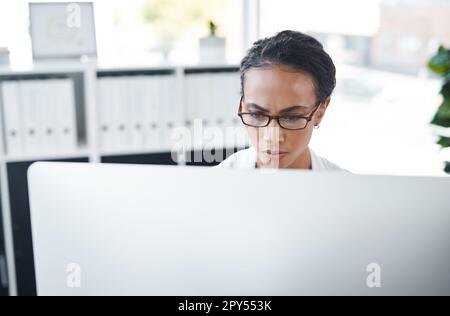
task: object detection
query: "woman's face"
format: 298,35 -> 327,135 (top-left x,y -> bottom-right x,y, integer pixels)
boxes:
241,65 -> 330,169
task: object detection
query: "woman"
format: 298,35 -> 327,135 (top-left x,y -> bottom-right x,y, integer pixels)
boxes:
217,30 -> 346,171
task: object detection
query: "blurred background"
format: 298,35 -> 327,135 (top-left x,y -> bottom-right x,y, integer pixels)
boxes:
0,0 -> 449,296
1,0 -> 448,175
0,0 -> 449,174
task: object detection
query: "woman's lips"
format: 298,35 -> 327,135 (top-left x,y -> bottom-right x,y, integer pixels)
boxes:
261,150 -> 288,160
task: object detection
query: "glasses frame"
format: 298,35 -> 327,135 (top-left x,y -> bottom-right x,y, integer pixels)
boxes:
237,96 -> 322,130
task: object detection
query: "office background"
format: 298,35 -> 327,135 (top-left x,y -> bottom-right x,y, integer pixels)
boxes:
0,0 -> 449,296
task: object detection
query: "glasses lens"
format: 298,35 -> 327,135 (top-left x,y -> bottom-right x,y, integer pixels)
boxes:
279,116 -> 309,130
241,113 -> 269,127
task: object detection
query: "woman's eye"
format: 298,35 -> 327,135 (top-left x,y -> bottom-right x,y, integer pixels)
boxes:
249,113 -> 266,119
283,115 -> 303,122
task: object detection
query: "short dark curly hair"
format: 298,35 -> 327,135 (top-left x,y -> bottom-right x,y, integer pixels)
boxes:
240,30 -> 336,104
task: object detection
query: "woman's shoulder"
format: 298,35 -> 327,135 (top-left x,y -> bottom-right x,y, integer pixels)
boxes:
310,149 -> 349,172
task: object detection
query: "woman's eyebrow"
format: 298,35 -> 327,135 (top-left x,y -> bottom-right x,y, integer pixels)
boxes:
244,102 -> 309,113
279,105 -> 309,113
244,102 -> 270,113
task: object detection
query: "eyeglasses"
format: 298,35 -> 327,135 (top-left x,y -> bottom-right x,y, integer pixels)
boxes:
237,96 -> 321,130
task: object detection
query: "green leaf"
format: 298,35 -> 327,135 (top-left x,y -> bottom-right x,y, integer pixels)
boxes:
445,161 -> 450,173
141,0 -> 228,41
441,80 -> 450,99
431,99 -> 450,128
437,136 -> 450,148
428,45 -> 450,76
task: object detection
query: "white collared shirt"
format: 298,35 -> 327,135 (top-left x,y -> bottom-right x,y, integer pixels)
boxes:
215,147 -> 347,171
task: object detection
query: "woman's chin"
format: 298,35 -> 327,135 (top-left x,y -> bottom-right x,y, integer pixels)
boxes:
257,154 -> 291,169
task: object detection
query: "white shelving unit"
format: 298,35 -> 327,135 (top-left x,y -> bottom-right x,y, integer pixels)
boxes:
0,61 -> 250,295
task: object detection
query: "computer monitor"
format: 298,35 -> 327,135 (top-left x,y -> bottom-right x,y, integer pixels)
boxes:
28,162 -> 450,295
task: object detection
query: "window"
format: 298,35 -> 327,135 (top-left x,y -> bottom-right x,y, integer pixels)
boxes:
0,0 -> 244,66
258,0 -> 450,175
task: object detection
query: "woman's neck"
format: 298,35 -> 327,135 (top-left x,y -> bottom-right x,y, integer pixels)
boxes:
287,147 -> 312,170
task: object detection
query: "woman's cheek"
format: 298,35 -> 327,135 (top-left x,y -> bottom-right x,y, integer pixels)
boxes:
287,128 -> 313,153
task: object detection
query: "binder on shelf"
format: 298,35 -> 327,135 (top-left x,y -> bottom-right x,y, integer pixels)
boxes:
184,71 -> 242,150
217,71 -> 246,148
93,68 -> 242,155
158,76 -> 169,149
143,76 -> 162,150
1,81 -> 25,156
2,78 -> 78,157
98,77 -> 129,152
195,73 -> 206,148
33,81 -> 52,154
20,80 -> 43,155
198,73 -> 211,128
45,79 -> 75,154
116,77 -> 131,151
161,74 -> 182,149
211,73 -> 225,128
184,73 -> 196,134
203,73 -> 223,149
97,78 -> 113,152
185,73 -> 206,148
53,79 -> 77,153
127,76 -> 146,150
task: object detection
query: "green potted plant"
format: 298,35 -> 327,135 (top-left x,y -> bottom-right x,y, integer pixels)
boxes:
199,20 -> 226,64
428,45 -> 450,173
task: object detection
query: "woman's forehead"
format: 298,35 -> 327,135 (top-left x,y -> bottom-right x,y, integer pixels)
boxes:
243,67 -> 317,108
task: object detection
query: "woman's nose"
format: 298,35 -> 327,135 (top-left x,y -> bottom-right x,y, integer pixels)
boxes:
262,122 -> 285,143
269,117 -> 281,128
